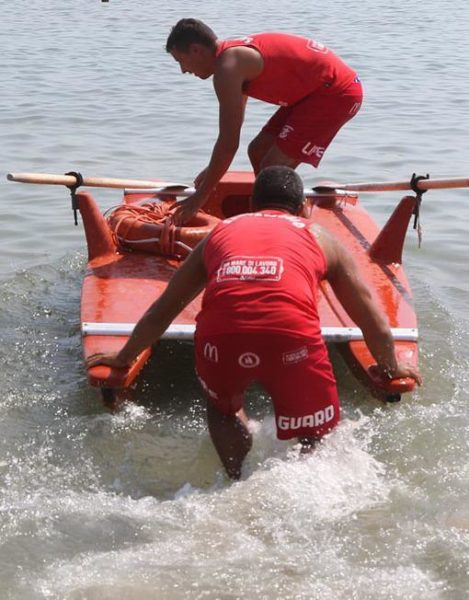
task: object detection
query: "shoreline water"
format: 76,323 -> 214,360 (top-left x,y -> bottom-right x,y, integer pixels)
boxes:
1,1 -> 468,598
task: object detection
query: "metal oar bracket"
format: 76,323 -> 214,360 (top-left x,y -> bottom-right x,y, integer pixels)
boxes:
64,171 -> 84,226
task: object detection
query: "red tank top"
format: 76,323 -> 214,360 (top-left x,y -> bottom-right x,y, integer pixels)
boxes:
197,210 -> 327,339
216,32 -> 357,106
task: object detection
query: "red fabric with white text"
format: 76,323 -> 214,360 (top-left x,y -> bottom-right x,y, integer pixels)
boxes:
195,330 -> 339,440
198,210 -> 326,339
196,210 -> 339,440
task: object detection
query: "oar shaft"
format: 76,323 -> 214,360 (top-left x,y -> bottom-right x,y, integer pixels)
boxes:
7,172 -> 183,190
124,186 -> 195,196
416,177 -> 469,190
8,171 -> 469,193
343,177 -> 469,192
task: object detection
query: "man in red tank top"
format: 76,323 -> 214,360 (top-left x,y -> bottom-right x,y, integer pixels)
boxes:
87,167 -> 421,481
165,18 -> 363,224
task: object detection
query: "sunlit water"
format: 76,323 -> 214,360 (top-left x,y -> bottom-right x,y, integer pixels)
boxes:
1,1 -> 468,598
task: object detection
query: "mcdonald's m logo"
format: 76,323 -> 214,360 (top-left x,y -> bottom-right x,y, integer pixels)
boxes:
203,343 -> 219,363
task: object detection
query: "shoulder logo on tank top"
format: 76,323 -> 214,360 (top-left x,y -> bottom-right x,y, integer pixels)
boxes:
238,352 -> 260,368
241,36 -> 253,44
306,39 -> 329,54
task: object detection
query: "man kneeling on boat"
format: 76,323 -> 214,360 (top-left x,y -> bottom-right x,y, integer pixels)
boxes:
86,166 -> 422,480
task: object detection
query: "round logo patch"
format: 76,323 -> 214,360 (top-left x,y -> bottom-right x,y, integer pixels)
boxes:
238,352 -> 260,368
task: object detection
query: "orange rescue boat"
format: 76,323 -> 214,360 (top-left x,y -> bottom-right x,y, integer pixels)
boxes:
76,171 -> 420,405
12,169 -> 466,406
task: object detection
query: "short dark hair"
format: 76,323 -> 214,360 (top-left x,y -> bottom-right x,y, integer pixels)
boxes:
165,19 -> 217,53
252,166 -> 304,214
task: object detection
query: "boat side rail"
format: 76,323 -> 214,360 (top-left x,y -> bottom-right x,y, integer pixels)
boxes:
82,322 -> 418,343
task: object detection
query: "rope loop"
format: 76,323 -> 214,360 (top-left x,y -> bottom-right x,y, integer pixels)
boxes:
107,200 -> 219,259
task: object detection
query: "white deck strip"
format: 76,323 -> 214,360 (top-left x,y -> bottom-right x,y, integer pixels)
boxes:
82,322 -> 418,342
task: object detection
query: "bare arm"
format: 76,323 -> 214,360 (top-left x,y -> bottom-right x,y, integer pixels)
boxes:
194,94 -> 248,189
197,67 -> 246,195
174,47 -> 258,224
316,226 -> 422,383
86,239 -> 208,368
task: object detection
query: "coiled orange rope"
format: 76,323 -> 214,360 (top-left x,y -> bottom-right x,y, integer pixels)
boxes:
107,201 -> 179,256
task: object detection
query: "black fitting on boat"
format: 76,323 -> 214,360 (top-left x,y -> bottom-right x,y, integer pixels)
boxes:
410,172 -> 429,196
65,171 -> 84,226
409,173 -> 429,246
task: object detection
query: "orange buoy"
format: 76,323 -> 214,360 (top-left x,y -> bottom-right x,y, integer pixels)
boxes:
107,200 -> 220,258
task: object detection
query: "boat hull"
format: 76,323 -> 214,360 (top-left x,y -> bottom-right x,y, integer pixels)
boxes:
79,171 -> 418,399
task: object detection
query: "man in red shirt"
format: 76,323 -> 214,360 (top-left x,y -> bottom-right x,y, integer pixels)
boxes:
165,18 -> 363,224
87,167 -> 421,480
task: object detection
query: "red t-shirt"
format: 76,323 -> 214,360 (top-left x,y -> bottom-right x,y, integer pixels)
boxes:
197,210 -> 327,341
216,32 -> 357,106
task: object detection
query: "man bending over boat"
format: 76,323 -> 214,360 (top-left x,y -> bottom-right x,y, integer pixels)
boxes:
87,166 -> 421,480
165,18 -> 363,224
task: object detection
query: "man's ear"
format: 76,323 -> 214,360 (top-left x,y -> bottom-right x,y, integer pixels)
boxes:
190,43 -> 204,56
298,199 -> 311,218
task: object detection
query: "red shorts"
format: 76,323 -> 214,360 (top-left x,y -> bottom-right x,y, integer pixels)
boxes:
262,78 -> 363,167
194,331 -> 340,440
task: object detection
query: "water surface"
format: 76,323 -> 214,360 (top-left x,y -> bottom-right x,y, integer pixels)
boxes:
1,1 -> 468,598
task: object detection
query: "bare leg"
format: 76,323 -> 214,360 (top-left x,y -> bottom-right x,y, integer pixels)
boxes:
206,400 -> 253,480
298,437 -> 321,455
248,131 -> 276,174
259,143 -> 299,171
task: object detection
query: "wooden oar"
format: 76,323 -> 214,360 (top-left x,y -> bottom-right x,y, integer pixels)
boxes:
7,172 -> 188,190
8,171 -> 469,194
124,186 -> 195,196
338,176 -> 469,193
7,171 -> 353,198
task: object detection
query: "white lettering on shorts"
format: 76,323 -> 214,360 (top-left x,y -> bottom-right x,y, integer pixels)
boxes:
282,346 -> 308,365
277,405 -> 335,430
279,124 -> 294,139
217,256 -> 284,282
203,342 -> 219,363
302,142 -> 325,158
238,352 -> 260,368
306,39 -> 329,54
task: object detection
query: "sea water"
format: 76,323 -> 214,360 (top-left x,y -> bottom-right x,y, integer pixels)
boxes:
1,1 -> 468,598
